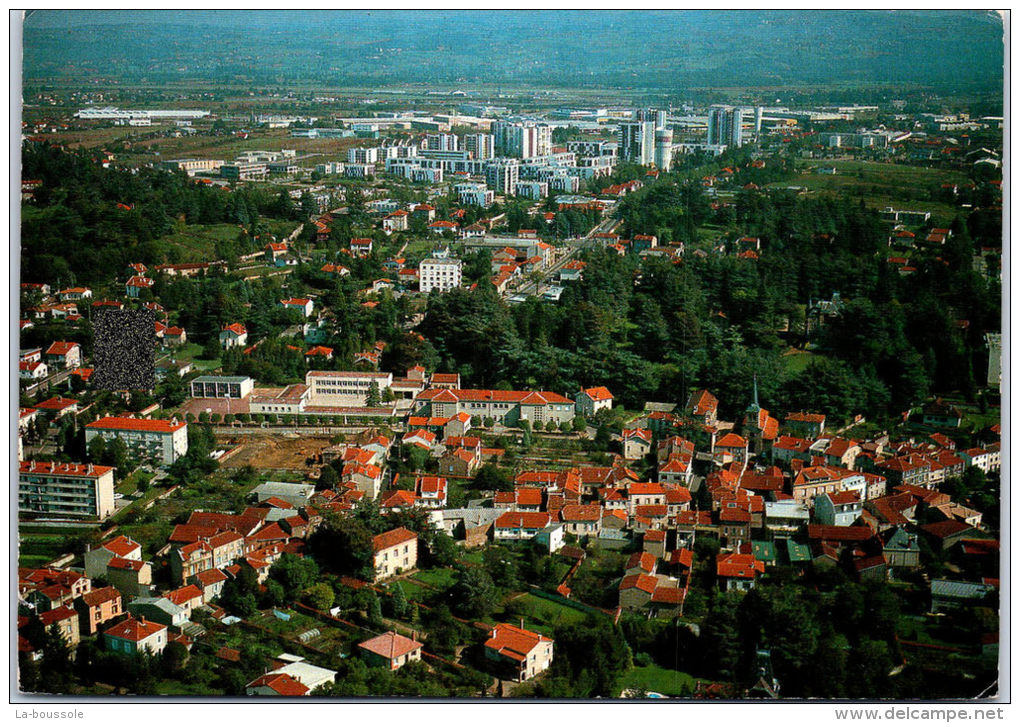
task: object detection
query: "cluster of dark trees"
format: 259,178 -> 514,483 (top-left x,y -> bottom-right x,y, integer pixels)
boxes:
307,500 -> 459,581
418,179 -> 999,425
20,143 -> 307,286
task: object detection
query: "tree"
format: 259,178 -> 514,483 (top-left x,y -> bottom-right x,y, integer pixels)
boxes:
366,380 -> 382,407
449,566 -> 499,619
304,583 -> 335,611
389,581 -> 409,619
368,592 -> 384,626
542,615 -> 631,697
473,462 -> 513,492
202,336 -> 222,360
317,464 -> 339,491
269,554 -> 319,600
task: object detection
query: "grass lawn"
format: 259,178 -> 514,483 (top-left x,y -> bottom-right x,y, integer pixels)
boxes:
18,533 -> 68,567
783,349 -> 819,373
412,567 -> 459,590
461,550 -> 485,565
394,579 -> 432,603
507,592 -> 589,634
116,469 -> 154,497
617,664 -> 697,697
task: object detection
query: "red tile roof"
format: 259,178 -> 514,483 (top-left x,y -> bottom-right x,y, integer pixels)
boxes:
583,386 -> 614,401
105,615 -> 166,642
620,573 -> 658,594
495,511 -> 551,530
484,623 -> 551,663
247,672 -> 309,696
86,416 -> 186,433
20,460 -> 112,478
627,551 -> 656,573
357,631 -> 423,660
80,586 -> 121,607
716,552 -> 765,579
372,527 -> 417,552
45,341 -> 79,356
716,433 -> 748,448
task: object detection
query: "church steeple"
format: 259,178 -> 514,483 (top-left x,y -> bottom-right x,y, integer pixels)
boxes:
746,374 -> 761,415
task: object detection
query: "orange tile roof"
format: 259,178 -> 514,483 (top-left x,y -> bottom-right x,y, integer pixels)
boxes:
105,615 -> 166,642
620,573 -> 658,594
484,623 -> 550,662
372,527 -> 417,552
20,460 -> 112,477
357,631 -> 423,660
86,416 -> 185,433
247,672 -> 309,696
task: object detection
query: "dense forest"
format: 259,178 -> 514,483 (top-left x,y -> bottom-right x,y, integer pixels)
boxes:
19,143 -> 307,286
420,178 -> 1000,422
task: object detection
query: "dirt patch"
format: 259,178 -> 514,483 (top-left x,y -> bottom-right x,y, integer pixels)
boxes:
217,434 -> 333,471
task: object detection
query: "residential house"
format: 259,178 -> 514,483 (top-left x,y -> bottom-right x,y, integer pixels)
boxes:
493,511 -> 552,542
784,412 -> 826,438
246,656 -> 338,696
813,491 -> 863,527
104,615 -> 168,656
38,605 -> 81,647
358,631 -> 423,670
84,535 -> 142,579
622,428 -> 652,460
920,399 -> 963,429
74,586 -> 122,636
714,433 -> 749,468
280,298 -> 314,318
484,623 -> 554,682
106,556 -> 153,598
44,341 -> 81,369
414,476 -> 448,509
716,552 -> 765,592
220,323 -> 249,349
126,597 -> 188,628
685,389 -> 719,426
575,386 -> 614,417
372,527 -> 418,581
558,504 -> 602,538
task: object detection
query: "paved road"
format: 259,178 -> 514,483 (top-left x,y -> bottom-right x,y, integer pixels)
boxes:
510,214 -> 621,298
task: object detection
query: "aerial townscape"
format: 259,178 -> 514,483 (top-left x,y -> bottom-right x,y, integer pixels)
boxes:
16,10 -> 1003,702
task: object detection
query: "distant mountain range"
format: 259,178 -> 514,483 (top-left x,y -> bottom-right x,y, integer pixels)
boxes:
21,10 -> 1004,93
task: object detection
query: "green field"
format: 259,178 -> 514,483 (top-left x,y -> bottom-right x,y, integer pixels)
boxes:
411,567 -> 459,590
506,592 -> 589,635
19,533 -> 69,567
773,160 -> 969,223
161,223 -> 242,261
617,664 -> 697,697
394,579 -> 432,603
783,350 -> 819,373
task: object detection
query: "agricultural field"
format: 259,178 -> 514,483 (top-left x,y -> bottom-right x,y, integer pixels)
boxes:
773,160 -> 970,223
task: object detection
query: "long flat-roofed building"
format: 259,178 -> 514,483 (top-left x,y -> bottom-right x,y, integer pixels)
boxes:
19,460 -> 116,520
306,371 -> 393,406
85,417 -> 188,466
190,375 -> 254,399
414,387 -> 575,426
248,384 -> 310,415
